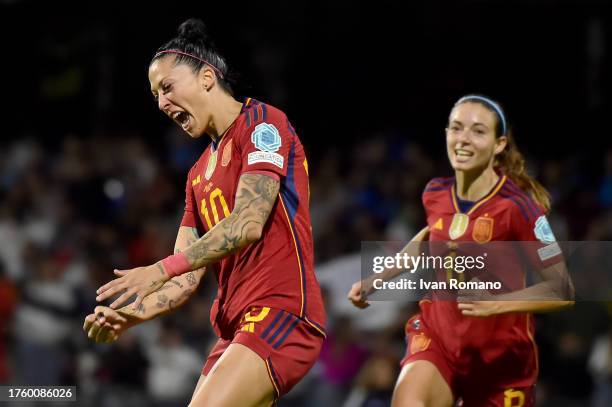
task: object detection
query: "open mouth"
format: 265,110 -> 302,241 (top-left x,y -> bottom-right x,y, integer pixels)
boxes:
455,149 -> 474,158
172,111 -> 190,130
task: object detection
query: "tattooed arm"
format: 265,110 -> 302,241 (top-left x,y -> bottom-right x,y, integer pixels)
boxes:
117,226 -> 206,319
84,227 -> 206,342
96,173 -> 280,309
182,173 -> 280,269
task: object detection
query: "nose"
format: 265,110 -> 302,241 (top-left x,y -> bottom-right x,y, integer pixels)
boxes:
455,129 -> 470,145
158,93 -> 171,113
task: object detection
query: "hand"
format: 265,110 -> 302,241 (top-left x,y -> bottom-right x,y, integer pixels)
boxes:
457,300 -> 502,317
96,263 -> 170,309
83,306 -> 131,343
457,278 -> 501,317
347,280 -> 370,309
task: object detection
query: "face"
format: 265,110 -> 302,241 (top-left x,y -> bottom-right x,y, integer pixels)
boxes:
446,102 -> 507,173
149,57 -> 214,138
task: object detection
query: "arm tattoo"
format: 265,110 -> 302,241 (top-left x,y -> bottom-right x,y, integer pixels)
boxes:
156,294 -> 168,309
184,174 -> 280,270
186,272 -> 197,286
170,279 -> 184,289
155,263 -> 165,276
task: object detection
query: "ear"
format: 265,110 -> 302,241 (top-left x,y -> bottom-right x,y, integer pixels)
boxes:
494,136 -> 507,155
199,66 -> 216,91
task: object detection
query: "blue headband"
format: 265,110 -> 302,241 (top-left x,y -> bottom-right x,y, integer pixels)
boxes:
456,95 -> 507,136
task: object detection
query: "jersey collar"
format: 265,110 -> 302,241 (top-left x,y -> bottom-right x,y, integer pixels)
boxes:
451,175 -> 507,215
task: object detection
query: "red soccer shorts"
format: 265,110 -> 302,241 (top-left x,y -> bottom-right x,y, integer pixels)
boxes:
202,306 -> 325,398
400,314 -> 536,407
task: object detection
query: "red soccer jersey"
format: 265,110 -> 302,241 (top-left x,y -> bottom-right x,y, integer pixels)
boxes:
181,98 -> 326,340
419,174 -> 562,385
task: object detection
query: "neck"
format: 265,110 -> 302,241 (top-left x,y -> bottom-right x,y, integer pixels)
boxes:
455,166 -> 499,201
206,92 -> 243,142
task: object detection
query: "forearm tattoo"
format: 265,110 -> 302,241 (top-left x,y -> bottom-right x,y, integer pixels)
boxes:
184,174 -> 280,270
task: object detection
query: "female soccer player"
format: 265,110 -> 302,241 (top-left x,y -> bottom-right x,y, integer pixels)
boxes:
85,18 -> 326,406
348,95 -> 574,407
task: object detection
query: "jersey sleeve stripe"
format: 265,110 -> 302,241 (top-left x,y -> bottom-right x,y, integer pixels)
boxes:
502,183 -> 541,218
499,192 -> 530,221
424,186 -> 451,193
253,104 -> 260,122
425,177 -> 454,188
261,103 -> 267,121
245,108 -> 252,127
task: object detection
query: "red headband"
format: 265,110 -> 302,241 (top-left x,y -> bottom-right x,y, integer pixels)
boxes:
154,50 -> 224,78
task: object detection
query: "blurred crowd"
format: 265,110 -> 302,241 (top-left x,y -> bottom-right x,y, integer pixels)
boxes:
0,128 -> 611,407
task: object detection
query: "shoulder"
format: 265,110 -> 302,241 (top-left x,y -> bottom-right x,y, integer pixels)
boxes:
498,177 -> 545,223
423,177 -> 454,194
241,99 -> 289,129
422,177 -> 453,209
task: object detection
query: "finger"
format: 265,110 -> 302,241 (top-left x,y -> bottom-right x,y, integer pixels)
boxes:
457,303 -> 474,311
131,295 -> 144,311
461,309 -> 477,316
94,306 -> 127,324
96,283 -> 127,302
88,321 -> 102,339
95,325 -> 110,343
114,269 -> 129,276
95,310 -> 106,324
83,314 -> 95,331
97,275 -> 128,295
103,331 -> 118,344
109,290 -> 135,309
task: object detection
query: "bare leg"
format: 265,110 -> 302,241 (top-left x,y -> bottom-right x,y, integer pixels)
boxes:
392,360 -> 453,407
190,343 -> 275,407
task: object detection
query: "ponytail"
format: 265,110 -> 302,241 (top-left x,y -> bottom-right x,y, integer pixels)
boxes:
495,131 -> 551,212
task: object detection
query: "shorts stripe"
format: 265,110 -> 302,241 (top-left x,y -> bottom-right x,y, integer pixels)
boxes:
272,318 -> 301,349
304,316 -> 326,337
261,310 -> 286,340
267,314 -> 295,344
265,358 -> 280,398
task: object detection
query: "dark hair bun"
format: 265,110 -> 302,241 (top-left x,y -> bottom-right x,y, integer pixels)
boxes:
177,18 -> 208,43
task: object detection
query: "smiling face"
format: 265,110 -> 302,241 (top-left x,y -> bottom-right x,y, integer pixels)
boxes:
446,102 -> 507,173
149,56 -> 214,138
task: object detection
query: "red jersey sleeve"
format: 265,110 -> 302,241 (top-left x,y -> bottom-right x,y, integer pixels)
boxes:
511,203 -> 562,269
234,106 -> 293,179
180,166 -> 198,228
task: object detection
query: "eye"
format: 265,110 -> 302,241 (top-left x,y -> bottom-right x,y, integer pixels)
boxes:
162,83 -> 172,93
474,129 -> 485,135
449,125 -> 461,132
